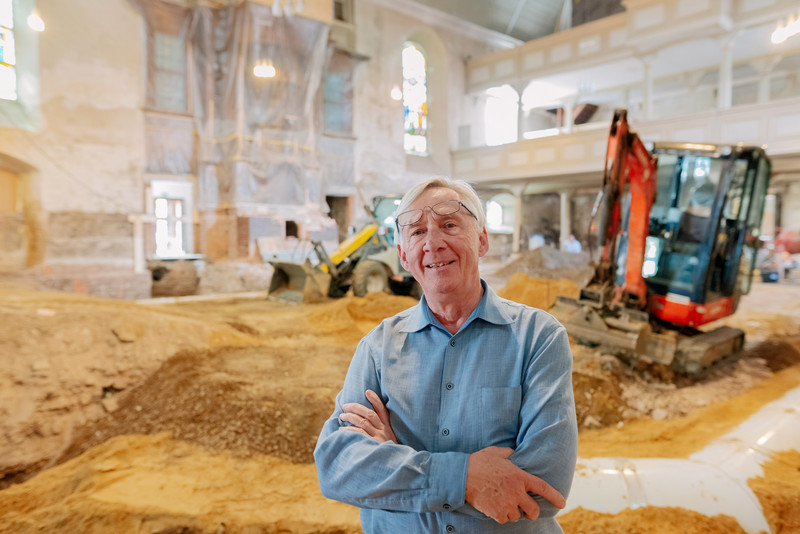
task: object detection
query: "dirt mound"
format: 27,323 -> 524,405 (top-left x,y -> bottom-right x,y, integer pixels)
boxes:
498,272 -> 580,310
571,347 -> 629,430
556,506 -> 749,534
0,433 -> 361,534
0,288 -> 258,488
56,346 -> 337,466
494,246 -> 594,288
3,282 -> 800,533
55,292 -> 417,470
748,449 -> 800,534
305,292 -> 417,337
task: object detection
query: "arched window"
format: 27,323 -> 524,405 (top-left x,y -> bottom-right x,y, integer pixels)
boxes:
484,84 -> 519,146
486,200 -> 503,229
0,0 -> 17,101
402,42 -> 428,155
486,193 -> 516,233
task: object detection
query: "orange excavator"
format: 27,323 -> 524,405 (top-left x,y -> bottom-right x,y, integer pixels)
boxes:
554,110 -> 772,375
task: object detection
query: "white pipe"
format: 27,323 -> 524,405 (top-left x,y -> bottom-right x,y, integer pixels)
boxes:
565,385 -> 800,533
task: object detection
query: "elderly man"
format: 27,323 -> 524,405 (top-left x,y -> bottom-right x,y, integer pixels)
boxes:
314,178 -> 577,533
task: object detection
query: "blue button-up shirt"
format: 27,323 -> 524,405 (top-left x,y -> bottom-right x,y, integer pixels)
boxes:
314,282 -> 578,533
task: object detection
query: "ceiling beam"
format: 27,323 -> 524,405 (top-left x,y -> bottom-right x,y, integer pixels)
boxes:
505,0 -> 529,36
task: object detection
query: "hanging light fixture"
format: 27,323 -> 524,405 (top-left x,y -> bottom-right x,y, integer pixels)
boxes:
772,12 -> 800,44
253,60 -> 277,78
27,10 -> 45,32
390,85 -> 403,101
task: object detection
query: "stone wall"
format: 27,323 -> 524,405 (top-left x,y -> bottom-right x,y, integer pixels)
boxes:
0,214 -> 25,272
46,212 -> 134,264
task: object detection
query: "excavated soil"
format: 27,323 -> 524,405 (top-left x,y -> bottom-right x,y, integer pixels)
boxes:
556,506 -> 751,534
1,267 -> 800,532
749,450 -> 800,534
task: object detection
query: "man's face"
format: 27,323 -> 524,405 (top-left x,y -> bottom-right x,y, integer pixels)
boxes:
397,187 -> 488,297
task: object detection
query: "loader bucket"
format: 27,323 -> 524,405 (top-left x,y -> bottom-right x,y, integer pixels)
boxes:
268,260 -> 331,303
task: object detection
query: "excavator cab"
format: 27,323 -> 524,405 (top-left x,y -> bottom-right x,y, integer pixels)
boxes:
643,144 -> 771,328
554,110 -> 773,375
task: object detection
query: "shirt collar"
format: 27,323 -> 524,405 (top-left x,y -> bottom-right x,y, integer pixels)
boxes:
401,280 -> 514,333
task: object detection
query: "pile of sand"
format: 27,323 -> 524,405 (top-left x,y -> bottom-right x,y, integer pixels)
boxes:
0,433 -> 359,534
305,292 -> 417,337
493,246 -> 595,288
0,288 -> 259,488
498,272 -> 581,310
748,450 -> 800,533
557,506 -> 749,534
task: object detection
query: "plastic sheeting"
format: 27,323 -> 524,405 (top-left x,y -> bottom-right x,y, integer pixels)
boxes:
132,0 -> 338,210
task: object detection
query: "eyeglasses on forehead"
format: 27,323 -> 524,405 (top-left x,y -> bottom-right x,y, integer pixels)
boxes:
395,199 -> 477,227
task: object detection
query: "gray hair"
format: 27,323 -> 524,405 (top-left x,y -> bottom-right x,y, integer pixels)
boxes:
394,178 -> 486,248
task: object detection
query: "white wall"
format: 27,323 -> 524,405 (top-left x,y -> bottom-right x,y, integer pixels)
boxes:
351,0 -> 502,209
0,0 -> 147,215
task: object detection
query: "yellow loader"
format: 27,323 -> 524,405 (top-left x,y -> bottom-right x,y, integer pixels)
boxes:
267,195 -> 420,302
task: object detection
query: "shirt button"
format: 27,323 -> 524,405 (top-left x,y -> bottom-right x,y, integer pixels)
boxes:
449,339 -> 456,347
443,503 -> 452,510
442,428 -> 450,436
445,383 -> 454,390
446,526 -> 455,533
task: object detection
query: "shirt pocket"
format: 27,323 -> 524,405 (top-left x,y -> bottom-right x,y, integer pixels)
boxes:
479,386 -> 521,448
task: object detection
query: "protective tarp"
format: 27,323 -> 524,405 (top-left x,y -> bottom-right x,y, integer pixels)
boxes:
131,0 -> 334,210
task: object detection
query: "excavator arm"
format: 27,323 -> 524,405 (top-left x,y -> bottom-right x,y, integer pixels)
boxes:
595,109 -> 657,309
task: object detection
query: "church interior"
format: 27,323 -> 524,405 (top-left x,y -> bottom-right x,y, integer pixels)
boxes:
1,0 -> 800,532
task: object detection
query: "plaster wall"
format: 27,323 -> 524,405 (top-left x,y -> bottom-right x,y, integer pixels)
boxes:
784,182 -> 800,230
351,1 -> 500,213
0,0 -> 146,269
36,0 -> 146,214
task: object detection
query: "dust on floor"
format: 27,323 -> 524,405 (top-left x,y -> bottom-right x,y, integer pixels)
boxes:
1,276 -> 800,533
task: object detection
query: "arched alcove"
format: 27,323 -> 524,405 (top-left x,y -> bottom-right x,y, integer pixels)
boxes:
0,152 -> 43,270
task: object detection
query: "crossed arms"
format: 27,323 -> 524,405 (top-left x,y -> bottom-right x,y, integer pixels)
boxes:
314,319 -> 578,525
339,389 -> 566,523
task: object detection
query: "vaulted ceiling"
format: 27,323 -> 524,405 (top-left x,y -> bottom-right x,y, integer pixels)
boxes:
412,0 -> 566,43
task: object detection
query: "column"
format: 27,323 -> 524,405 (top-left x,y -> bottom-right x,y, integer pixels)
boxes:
509,184 -> 526,254
559,190 -> 572,248
717,35 -> 734,110
561,96 -> 577,135
752,56 -> 781,104
128,214 -> 147,274
517,87 -> 525,142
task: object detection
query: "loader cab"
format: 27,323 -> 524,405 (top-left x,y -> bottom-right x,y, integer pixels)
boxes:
644,144 -> 771,327
371,194 -> 403,247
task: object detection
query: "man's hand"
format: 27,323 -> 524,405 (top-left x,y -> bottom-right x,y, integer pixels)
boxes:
338,389 -> 397,443
465,446 -> 566,524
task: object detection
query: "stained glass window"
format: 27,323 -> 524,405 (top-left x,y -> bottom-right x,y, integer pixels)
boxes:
402,42 -> 428,155
0,0 -> 17,101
